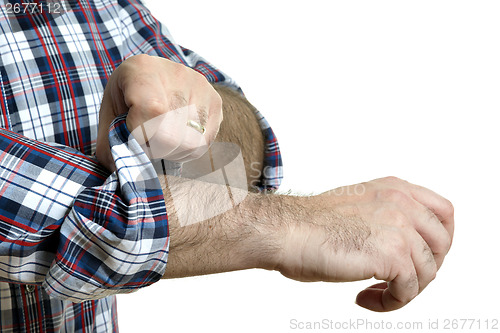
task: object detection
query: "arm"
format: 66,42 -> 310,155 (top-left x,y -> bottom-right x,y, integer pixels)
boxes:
160,86 -> 454,312
162,174 -> 454,312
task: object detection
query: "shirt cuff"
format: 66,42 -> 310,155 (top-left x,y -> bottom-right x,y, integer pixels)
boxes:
43,114 -> 169,302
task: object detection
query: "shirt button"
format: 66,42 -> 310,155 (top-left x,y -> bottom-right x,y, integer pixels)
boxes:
25,285 -> 36,293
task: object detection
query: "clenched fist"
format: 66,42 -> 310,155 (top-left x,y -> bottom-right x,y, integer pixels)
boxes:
96,54 -> 222,171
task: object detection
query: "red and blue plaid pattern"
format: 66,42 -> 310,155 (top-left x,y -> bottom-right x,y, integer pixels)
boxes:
0,0 -> 283,331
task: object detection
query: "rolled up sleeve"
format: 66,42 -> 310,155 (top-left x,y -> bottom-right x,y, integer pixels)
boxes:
0,114 -> 169,302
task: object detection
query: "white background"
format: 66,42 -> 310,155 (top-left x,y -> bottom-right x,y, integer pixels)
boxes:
118,1 -> 500,332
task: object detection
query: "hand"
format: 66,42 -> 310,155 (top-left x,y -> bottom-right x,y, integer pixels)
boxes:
96,54 -> 222,171
276,176 -> 454,312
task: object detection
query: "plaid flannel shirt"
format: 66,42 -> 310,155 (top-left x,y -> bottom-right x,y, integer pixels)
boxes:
0,0 -> 282,331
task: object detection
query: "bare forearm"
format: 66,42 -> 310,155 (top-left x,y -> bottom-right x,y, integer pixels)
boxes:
161,175 -> 290,278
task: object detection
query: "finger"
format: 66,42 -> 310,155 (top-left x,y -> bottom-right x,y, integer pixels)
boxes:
397,195 -> 452,270
356,283 -> 386,311
123,77 -> 173,133
384,261 -> 419,311
409,230 -> 438,292
107,74 -> 129,117
376,177 -> 454,255
408,184 -> 454,246
127,101 -> 167,147
356,264 -> 419,312
167,104 -> 209,162
170,89 -> 221,162
414,207 -> 449,269
364,282 -> 387,290
357,238 -> 419,313
356,285 -> 410,312
132,106 -> 189,160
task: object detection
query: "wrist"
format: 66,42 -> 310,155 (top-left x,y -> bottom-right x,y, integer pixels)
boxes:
236,193 -> 313,273
233,193 -> 286,271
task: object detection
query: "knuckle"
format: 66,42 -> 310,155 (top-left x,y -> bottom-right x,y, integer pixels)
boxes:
129,53 -> 149,63
127,54 -> 156,68
143,98 -> 166,118
169,91 -> 188,111
437,233 -> 452,255
386,210 -> 410,229
424,244 -> 438,273
382,176 -> 405,184
378,188 -> 410,205
394,238 -> 410,256
165,61 -> 191,80
442,199 -> 454,218
194,105 -> 208,125
387,231 -> 410,256
406,281 -> 419,301
176,65 -> 207,86
420,263 -> 437,293
429,267 -> 437,282
444,233 -> 452,252
393,272 -> 418,304
193,69 -> 208,84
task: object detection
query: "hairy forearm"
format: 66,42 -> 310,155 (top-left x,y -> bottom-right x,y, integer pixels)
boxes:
160,175 -> 355,280
160,175 -> 290,278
